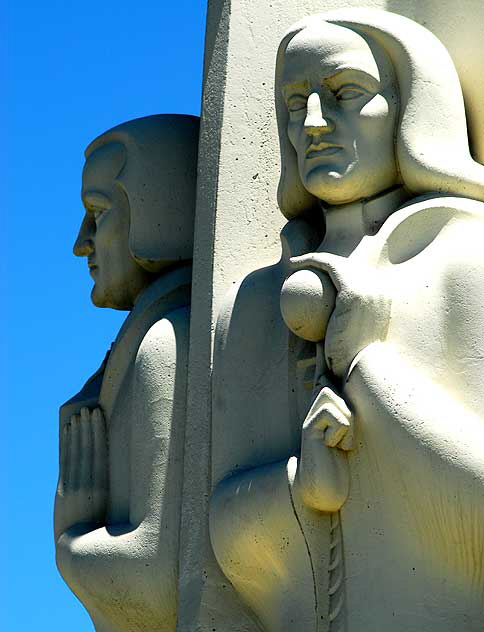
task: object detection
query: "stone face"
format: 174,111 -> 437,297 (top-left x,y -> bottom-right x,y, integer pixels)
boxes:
54,115 -> 199,632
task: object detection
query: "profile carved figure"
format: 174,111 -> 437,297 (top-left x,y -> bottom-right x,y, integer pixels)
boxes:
55,114 -> 199,632
210,10 -> 484,632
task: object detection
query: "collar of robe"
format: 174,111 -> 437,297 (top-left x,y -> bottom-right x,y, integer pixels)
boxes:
59,263 -> 192,426
321,186 -> 410,256
98,263 -> 192,420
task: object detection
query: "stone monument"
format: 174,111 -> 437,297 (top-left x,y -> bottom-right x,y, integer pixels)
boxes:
56,3 -> 484,631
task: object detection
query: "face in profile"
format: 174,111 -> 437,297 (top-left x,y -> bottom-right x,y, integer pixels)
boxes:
74,143 -> 153,310
281,22 -> 399,206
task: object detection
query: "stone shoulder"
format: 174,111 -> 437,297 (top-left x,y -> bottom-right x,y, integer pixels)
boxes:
135,305 -> 190,373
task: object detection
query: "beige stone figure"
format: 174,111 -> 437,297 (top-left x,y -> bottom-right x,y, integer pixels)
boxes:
210,9 -> 484,631
54,114 -> 199,631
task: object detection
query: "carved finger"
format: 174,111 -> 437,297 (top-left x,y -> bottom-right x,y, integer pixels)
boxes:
60,422 -> 70,487
304,386 -> 353,449
92,408 -> 108,517
324,409 -> 351,448
305,387 -> 332,424
290,253 -> 347,291
322,389 -> 353,450
303,402 -> 331,435
68,414 -> 81,491
306,387 -> 351,423
79,408 -> 92,493
338,423 -> 354,451
305,400 -> 348,444
320,387 -> 352,420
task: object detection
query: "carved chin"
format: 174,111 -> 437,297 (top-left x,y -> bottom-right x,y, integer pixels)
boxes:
90,284 -> 109,308
91,283 -> 118,309
91,284 -> 130,310
303,163 -> 364,205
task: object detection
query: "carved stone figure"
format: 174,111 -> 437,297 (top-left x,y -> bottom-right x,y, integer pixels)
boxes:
54,114 -> 199,631
210,9 -> 484,631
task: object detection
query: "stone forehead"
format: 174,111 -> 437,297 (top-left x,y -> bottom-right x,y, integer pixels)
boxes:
283,22 -> 380,82
82,142 -> 126,192
286,21 -> 371,57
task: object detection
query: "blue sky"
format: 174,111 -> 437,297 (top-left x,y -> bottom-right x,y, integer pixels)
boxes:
4,2 -> 207,628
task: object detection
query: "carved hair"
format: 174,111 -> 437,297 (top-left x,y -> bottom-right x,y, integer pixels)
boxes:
85,114 -> 199,272
276,8 -> 484,219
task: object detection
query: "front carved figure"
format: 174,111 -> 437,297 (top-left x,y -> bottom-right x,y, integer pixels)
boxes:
210,9 -> 484,632
54,115 -> 199,631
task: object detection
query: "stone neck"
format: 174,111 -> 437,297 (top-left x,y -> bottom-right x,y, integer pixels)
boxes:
117,263 -> 192,342
132,263 -> 192,313
321,187 -> 409,256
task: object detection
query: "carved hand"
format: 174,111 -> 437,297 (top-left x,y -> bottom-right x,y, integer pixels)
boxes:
294,386 -> 353,513
55,407 -> 108,537
291,252 -> 391,379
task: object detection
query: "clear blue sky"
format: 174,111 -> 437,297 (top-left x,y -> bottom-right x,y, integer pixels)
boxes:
4,1 -> 207,628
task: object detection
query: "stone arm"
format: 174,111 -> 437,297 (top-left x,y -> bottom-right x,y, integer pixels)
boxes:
340,230 -> 484,591
347,337 -> 484,484
287,205 -> 484,519
210,212 -> 484,623
344,343 -> 484,582
55,307 -> 189,629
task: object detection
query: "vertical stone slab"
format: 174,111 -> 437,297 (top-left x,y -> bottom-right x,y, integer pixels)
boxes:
176,1 -> 234,628
178,0 -> 484,629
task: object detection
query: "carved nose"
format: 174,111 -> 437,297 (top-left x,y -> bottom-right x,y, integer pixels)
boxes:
304,92 -> 330,133
73,214 -> 95,257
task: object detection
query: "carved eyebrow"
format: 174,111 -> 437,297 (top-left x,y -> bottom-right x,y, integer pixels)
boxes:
82,191 -> 111,212
282,69 -> 381,102
325,69 -> 380,92
282,80 -> 310,101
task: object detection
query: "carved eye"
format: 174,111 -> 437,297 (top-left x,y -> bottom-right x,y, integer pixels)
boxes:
335,85 -> 369,101
287,95 -> 307,112
93,209 -> 104,221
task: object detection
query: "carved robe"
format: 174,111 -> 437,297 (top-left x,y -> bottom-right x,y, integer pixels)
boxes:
210,194 -> 484,631
55,266 -> 191,632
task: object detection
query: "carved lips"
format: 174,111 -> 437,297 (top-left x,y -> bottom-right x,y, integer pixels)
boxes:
88,259 -> 98,276
306,143 -> 342,159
